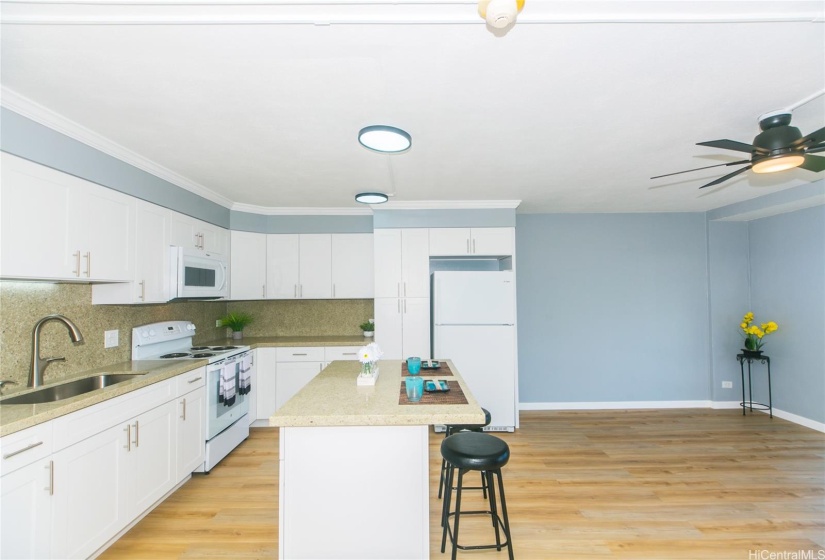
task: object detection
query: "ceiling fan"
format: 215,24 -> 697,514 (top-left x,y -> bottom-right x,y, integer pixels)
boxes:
652,111 -> 825,189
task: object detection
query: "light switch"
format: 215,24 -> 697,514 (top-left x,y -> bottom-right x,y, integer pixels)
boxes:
104,329 -> 119,348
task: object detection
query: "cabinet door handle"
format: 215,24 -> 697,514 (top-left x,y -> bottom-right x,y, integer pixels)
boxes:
125,424 -> 131,451
73,251 -> 81,277
300,284 -> 303,297
47,460 -> 54,495
404,299 -> 407,313
473,239 -> 476,254
467,239 -> 470,254
181,398 -> 187,421
403,282 -> 406,297
139,280 -> 145,301
83,252 -> 91,277
398,283 -> 401,298
332,284 -> 335,298
398,299 -> 401,313
134,421 -> 139,448
294,285 -> 297,298
3,440 -> 43,460
188,376 -> 203,384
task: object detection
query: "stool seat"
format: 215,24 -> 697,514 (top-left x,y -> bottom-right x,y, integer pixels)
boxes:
441,432 -> 509,471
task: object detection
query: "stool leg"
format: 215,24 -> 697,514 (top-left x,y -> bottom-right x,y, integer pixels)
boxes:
495,469 -> 515,560
486,470 -> 501,549
438,457 -> 447,499
441,464 -> 454,549
481,470 -> 488,499
450,469 -> 466,560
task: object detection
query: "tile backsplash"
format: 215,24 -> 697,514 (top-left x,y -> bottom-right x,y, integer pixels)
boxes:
0,281 -> 373,390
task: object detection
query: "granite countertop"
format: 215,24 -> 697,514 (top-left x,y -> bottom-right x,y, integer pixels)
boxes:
0,359 -> 207,437
270,359 -> 485,428
205,335 -> 371,347
0,336 -> 373,438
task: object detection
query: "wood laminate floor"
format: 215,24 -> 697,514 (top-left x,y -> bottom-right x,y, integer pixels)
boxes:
99,410 -> 825,559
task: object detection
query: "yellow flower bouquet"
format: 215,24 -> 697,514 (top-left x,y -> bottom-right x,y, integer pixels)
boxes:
740,312 -> 778,352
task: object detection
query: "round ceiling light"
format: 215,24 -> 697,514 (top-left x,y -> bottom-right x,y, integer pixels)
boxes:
358,126 -> 411,154
478,0 -> 525,29
355,192 -> 389,204
752,153 -> 805,174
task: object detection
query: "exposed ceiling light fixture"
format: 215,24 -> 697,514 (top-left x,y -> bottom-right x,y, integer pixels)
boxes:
358,125 -> 411,154
355,192 -> 389,204
478,0 -> 525,29
751,153 -> 806,174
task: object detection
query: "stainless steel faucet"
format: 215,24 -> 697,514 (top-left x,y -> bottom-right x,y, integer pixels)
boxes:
29,315 -> 85,388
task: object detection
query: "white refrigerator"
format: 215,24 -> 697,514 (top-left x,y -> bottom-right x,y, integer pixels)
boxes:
431,271 -> 517,431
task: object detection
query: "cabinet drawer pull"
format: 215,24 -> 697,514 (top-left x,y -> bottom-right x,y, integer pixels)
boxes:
125,425 -> 131,451
342,352 -> 357,356
47,460 -> 54,496
3,440 -> 44,460
188,376 -> 203,384
292,353 -> 308,356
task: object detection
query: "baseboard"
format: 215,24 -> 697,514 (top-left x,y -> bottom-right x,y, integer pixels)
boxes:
519,401 -> 825,432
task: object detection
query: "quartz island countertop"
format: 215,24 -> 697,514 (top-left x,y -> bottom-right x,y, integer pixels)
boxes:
270,359 -> 485,427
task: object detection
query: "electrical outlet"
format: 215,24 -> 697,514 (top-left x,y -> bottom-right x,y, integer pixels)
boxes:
722,381 -> 733,389
216,320 -> 222,327
104,330 -> 119,349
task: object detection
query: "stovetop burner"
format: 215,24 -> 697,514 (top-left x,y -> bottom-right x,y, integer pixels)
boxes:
191,352 -> 216,358
190,346 -> 210,351
211,346 -> 238,351
160,352 -> 190,359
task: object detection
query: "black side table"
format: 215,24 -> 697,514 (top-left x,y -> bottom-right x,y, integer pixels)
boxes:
736,353 -> 772,418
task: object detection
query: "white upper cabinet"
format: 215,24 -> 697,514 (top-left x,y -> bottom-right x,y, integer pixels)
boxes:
1,153 -> 134,282
429,227 -> 514,257
331,233 -> 373,299
266,234 -> 332,299
230,230 -> 268,300
93,199 -> 170,304
374,229 -> 429,299
266,234 -> 301,299
170,211 -> 229,255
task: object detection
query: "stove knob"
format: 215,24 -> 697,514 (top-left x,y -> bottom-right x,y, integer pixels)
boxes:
187,324 -> 195,331
141,331 -> 149,338
149,329 -> 156,337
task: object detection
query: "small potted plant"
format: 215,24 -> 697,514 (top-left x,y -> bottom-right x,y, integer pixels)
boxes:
219,312 -> 254,340
360,319 -> 375,338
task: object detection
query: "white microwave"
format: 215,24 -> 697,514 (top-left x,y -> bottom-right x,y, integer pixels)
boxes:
169,246 -> 228,300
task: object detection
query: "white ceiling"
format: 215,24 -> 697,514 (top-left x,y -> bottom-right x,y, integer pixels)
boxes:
1,0 -> 824,214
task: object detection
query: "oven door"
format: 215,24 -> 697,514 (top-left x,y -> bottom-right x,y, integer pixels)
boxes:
206,356 -> 249,440
171,246 -> 228,300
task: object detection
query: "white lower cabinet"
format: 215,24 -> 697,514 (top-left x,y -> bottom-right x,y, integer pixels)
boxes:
1,367 -> 208,559
0,457 -> 54,559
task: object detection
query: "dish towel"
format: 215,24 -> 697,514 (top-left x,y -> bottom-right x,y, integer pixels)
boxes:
222,362 -> 236,407
239,354 -> 252,395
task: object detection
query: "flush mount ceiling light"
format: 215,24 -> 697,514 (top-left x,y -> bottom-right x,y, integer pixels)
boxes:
358,125 -> 411,154
478,0 -> 525,29
751,153 -> 806,174
355,192 -> 389,204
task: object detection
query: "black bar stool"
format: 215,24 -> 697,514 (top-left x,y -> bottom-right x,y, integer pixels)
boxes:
441,431 -> 514,560
438,408 -> 492,500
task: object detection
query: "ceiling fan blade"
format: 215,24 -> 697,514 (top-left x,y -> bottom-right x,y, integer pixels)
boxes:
792,126 -> 825,148
805,144 -> 825,154
798,154 -> 825,173
698,165 -> 752,189
696,139 -> 756,153
650,159 -> 750,180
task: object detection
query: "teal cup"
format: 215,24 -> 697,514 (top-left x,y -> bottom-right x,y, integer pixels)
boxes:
405,376 -> 424,402
407,356 -> 422,375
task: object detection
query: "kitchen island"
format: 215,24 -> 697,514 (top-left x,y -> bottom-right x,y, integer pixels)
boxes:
270,359 -> 484,560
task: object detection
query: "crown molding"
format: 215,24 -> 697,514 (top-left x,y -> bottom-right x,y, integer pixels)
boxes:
1,87 -> 236,209
231,202 -> 373,216
375,200 -> 521,210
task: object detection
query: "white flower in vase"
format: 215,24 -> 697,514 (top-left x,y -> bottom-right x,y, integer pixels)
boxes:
358,342 -> 383,377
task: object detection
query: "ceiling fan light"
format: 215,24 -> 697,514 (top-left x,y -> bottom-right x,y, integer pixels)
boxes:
355,192 -> 389,204
752,154 -> 805,174
358,126 -> 411,154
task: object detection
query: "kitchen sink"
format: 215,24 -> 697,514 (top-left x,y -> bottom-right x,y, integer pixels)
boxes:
0,374 -> 147,405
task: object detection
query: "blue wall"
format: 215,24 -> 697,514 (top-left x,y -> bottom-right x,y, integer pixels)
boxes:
748,205 -> 825,423
515,213 -> 711,403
